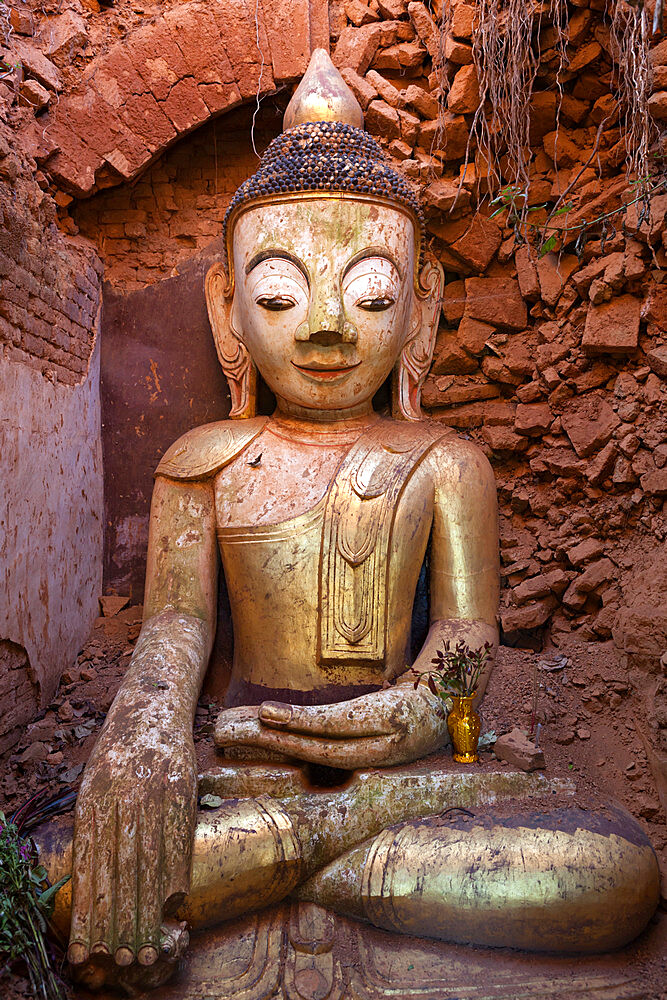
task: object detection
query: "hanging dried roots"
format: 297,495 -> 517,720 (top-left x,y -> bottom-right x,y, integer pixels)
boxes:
609,0 -> 656,195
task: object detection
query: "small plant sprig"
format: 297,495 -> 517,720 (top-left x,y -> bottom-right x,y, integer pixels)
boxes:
412,640 -> 492,700
0,811 -> 70,1000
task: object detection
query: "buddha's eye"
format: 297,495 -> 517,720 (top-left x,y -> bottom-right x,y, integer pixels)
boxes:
255,295 -> 296,311
356,296 -> 395,312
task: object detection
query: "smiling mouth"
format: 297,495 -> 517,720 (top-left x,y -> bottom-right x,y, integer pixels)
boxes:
291,361 -> 361,380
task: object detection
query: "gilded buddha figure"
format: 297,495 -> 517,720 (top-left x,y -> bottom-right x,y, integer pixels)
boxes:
37,50 -> 659,991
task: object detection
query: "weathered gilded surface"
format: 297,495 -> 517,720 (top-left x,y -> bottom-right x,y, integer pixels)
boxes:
156,416 -> 268,480
41,761 -> 575,937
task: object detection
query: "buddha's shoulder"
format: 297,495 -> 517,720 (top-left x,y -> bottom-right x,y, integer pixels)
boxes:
418,421 -> 495,486
155,416 -> 268,481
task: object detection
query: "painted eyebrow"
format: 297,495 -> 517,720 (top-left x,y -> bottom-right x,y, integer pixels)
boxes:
245,249 -> 310,287
342,248 -> 401,281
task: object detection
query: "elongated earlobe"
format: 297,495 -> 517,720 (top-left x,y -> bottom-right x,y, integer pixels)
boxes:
205,263 -> 257,419
392,260 -> 444,421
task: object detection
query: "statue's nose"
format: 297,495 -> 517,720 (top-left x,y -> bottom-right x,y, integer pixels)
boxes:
295,291 -> 358,344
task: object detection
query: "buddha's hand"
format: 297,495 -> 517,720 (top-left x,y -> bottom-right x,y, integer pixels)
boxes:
215,682 -> 448,769
68,720 -> 197,973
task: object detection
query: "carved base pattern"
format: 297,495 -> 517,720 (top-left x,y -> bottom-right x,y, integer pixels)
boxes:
157,901 -> 652,1000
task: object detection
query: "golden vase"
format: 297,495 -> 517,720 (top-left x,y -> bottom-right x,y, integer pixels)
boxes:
447,695 -> 481,763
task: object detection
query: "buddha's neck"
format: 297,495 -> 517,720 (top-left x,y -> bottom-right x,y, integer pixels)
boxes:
271,398 -> 380,445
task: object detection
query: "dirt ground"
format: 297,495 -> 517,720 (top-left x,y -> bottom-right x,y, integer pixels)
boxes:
1,605 -> 665,998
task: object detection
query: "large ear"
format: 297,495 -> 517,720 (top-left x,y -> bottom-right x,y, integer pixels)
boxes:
205,262 -> 257,419
392,259 -> 444,421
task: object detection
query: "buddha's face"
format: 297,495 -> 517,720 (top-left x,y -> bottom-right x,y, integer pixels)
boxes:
230,198 -> 417,412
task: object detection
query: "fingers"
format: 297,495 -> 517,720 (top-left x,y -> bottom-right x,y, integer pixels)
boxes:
216,689 -> 448,768
136,802 -> 163,966
113,798 -> 138,962
258,691 -> 398,738
68,801 -> 95,964
214,705 -> 262,747
248,728 -> 402,768
70,797 -> 118,963
161,773 -> 196,914
250,724 -> 400,767
215,700 -> 400,765
69,794 -> 187,971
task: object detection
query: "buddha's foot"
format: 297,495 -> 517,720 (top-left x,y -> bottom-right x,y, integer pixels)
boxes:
297,803 -> 660,954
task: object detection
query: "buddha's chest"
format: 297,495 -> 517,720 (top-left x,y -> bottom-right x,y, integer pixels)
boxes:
214,429 -> 351,530
214,421 -> 441,680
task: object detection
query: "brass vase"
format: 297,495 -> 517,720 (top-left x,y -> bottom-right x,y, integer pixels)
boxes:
447,695 -> 480,763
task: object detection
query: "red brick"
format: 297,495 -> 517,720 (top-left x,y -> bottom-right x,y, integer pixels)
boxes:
442,279 -> 465,322
213,0 -> 276,97
424,177 -> 467,212
260,0 -> 311,80
88,44 -> 148,109
131,22 -> 188,98
464,277 -> 527,331
481,425 -> 531,453
164,4 -> 235,86
333,24 -> 382,74
561,394 -> 620,458
119,91 -> 177,155
514,402 -> 553,436
407,2 -> 439,61
448,64 -> 479,113
444,35 -> 473,64
373,42 -> 425,71
399,84 -> 439,118
366,99 -> 401,139
309,0 -> 331,49
341,68 -> 378,109
44,142 -> 102,198
427,112 -> 468,159
582,295 -> 641,356
161,77 -> 210,134
451,3 -> 475,39
13,39 -> 62,91
450,213 -> 502,272
514,245 -> 540,301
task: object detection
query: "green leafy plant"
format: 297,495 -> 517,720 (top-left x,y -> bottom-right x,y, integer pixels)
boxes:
489,184 -> 549,244
413,640 -> 492,700
0,811 -> 70,1000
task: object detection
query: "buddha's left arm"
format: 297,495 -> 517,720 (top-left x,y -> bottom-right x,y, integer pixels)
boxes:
406,436 -> 500,700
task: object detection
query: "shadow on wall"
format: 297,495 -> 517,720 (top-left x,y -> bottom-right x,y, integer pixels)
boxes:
101,241 -> 231,602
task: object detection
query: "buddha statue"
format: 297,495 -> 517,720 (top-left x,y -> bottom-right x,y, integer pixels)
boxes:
35,50 -> 658,994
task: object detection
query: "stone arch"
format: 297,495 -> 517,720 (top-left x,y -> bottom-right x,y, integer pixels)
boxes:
27,0 -> 329,197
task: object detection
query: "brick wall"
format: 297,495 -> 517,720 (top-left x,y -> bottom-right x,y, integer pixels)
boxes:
74,103 -> 282,291
0,131 -> 102,383
0,641 -> 38,755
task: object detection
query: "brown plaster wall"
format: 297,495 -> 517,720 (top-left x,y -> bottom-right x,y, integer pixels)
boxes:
0,340 -> 104,714
0,128 -> 104,742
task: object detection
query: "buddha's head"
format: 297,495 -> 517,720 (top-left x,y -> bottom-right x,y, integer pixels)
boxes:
205,50 -> 443,421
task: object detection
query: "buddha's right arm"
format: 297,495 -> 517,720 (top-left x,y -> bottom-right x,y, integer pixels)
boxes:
68,475 -> 218,971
